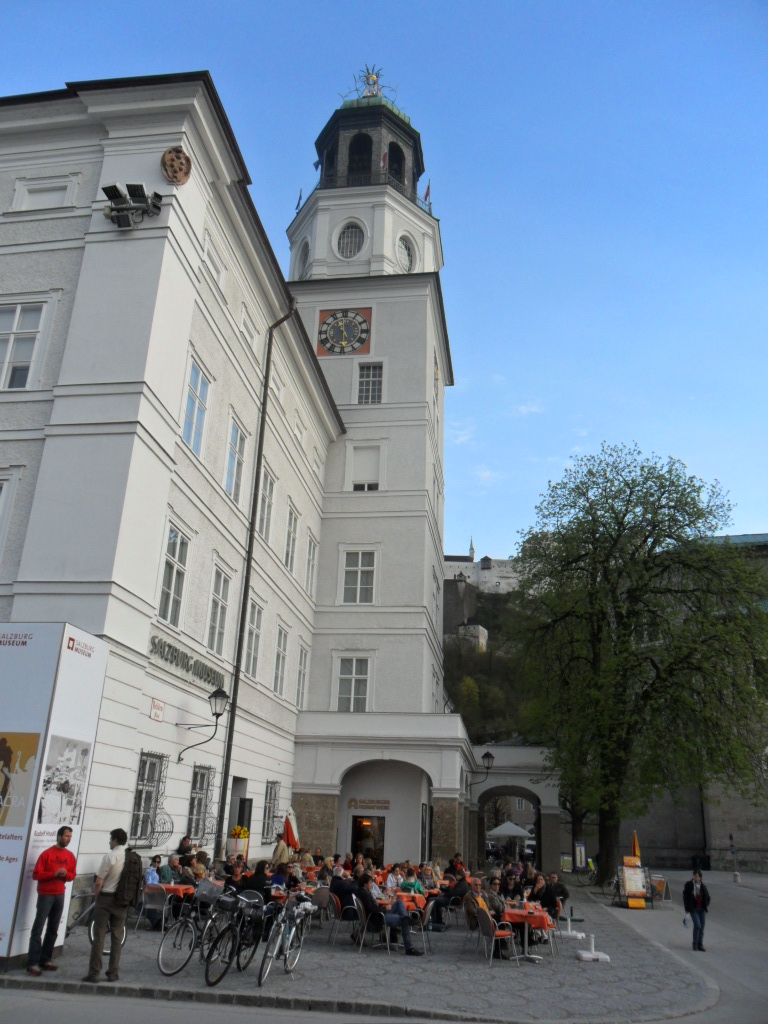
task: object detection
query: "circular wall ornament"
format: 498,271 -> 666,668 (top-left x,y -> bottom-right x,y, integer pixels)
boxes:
161,147 -> 192,185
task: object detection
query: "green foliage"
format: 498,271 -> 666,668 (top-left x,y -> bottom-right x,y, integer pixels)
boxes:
512,442 -> 768,872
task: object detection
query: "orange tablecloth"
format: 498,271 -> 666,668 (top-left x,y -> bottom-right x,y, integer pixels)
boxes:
503,906 -> 550,931
161,884 -> 195,899
396,890 -> 426,909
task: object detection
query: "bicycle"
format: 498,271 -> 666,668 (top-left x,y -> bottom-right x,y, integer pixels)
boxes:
257,892 -> 317,987
66,889 -> 127,955
157,880 -> 227,976
204,891 -> 266,987
576,860 -> 598,887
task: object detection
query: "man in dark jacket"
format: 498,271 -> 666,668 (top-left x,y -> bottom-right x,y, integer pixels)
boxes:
683,871 -> 711,951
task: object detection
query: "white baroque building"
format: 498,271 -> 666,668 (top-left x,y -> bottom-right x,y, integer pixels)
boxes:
0,72 -> 481,870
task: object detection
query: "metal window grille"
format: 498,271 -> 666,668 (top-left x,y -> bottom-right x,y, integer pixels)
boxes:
130,751 -> 173,848
337,222 -> 364,259
261,780 -> 281,842
187,764 -> 216,843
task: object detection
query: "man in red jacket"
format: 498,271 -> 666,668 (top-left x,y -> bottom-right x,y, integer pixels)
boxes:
27,825 -> 77,976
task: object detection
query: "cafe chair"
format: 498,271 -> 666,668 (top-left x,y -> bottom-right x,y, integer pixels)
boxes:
446,894 -> 463,929
134,883 -> 171,932
353,895 -> 391,954
476,907 -> 520,968
409,898 -> 440,954
328,893 -> 358,946
310,885 -> 332,929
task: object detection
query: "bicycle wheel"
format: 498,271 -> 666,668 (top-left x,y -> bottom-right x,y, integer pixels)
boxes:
88,916 -> 126,954
257,920 -> 283,987
205,924 -> 238,987
158,919 -> 196,976
576,870 -> 590,887
236,917 -> 262,973
601,876 -> 617,899
284,924 -> 303,972
200,909 -> 227,962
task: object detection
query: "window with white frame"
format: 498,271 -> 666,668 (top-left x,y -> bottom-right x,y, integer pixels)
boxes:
273,625 -> 288,696
182,359 -> 209,456
244,600 -> 263,679
204,234 -> 225,288
305,533 -> 317,596
261,780 -> 280,842
432,570 -> 440,626
187,764 -> 214,842
284,505 -> 298,572
293,412 -> 305,446
338,657 -> 369,712
158,524 -> 189,627
312,449 -> 322,477
269,364 -> 285,405
358,363 -> 383,404
296,645 -> 308,708
225,418 -> 246,503
207,566 -> 230,655
10,173 -> 80,212
0,303 -> 44,390
350,446 -> 380,492
257,469 -> 275,541
343,550 -> 375,604
241,307 -> 259,351
516,797 -> 525,811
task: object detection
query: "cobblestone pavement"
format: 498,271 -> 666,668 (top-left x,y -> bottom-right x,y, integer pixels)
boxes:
1,883 -> 719,1024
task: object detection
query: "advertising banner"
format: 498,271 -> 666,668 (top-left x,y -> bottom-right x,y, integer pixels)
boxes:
0,624 -> 107,960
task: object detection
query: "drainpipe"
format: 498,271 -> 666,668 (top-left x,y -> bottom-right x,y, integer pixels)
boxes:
215,300 -> 297,857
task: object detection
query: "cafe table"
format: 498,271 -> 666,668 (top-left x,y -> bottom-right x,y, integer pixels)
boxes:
502,902 -> 551,963
160,883 -> 195,899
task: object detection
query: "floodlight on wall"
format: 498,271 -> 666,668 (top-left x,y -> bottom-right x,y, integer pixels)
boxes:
177,686 -> 229,763
102,182 -> 164,230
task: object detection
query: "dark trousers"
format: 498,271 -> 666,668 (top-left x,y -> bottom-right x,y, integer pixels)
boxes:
426,894 -> 450,924
384,898 -> 413,950
87,893 -> 128,979
690,909 -> 706,949
28,893 -> 64,967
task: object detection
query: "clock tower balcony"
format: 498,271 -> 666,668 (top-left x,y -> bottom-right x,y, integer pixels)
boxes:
317,169 -> 434,216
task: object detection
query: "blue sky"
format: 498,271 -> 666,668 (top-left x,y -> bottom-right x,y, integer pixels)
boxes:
3,0 -> 766,557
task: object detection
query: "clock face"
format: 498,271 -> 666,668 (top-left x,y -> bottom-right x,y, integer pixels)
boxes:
317,308 -> 371,355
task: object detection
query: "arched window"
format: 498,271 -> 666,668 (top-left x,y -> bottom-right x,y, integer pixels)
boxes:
388,142 -> 405,184
348,133 -> 372,179
297,240 -> 310,279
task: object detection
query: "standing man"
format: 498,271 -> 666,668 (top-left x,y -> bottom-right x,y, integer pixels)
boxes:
82,827 -> 127,983
26,825 -> 76,975
683,870 -> 711,952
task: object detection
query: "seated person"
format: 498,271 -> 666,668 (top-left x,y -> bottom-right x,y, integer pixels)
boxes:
485,877 -> 507,920
225,862 -> 249,892
244,859 -> 271,900
531,873 -> 558,917
501,871 -> 525,901
549,872 -> 569,910
329,866 -> 357,911
343,852 -> 354,871
221,853 -> 236,877
357,873 -> 423,956
179,855 -> 198,886
313,847 -> 324,866
144,855 -> 162,886
464,875 -> 489,931
159,855 -> 182,884
400,867 -> 426,897
176,835 -> 193,856
385,863 -> 404,891
447,852 -> 464,875
195,851 -> 210,878
269,862 -> 291,889
441,868 -> 469,903
316,863 -> 331,884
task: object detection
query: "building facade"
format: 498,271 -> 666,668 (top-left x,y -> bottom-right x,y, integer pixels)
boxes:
0,73 -> 480,872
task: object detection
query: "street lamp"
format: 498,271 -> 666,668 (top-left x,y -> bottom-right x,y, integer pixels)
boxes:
177,686 -> 229,763
469,750 -> 495,789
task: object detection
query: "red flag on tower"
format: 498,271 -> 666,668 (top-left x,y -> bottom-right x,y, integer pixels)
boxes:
380,151 -> 388,171
423,179 -> 431,204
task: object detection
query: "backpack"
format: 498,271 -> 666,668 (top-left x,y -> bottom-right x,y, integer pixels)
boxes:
113,848 -> 144,908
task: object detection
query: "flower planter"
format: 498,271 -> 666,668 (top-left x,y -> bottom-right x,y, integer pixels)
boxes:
226,837 -> 249,860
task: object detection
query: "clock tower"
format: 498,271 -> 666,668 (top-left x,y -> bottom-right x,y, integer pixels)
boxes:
288,75 -> 461,863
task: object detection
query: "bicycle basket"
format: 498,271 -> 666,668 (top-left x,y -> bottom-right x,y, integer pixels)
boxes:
195,880 -> 225,904
216,894 -> 238,914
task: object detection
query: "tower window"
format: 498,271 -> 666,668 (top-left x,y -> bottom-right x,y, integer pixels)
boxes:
397,236 -> 414,273
348,133 -> 372,178
388,143 -> 405,184
337,222 -> 364,259
297,241 -> 310,279
358,363 -> 383,404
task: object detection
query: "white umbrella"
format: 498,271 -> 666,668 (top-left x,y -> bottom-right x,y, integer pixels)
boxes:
487,821 -> 531,839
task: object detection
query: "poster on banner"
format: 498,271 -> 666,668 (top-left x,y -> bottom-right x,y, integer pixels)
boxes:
0,733 -> 40,827
0,623 -> 107,961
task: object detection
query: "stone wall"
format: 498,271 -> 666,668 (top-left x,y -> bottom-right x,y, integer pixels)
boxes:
431,797 -> 459,864
293,792 -> 338,858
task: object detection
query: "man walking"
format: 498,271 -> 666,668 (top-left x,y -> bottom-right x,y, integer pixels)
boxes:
683,870 -> 711,952
82,827 -> 127,983
26,825 -> 76,975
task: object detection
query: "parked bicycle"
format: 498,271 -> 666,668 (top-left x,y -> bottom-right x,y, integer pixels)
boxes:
257,892 -> 317,987
157,880 -> 227,976
204,891 -> 267,987
66,889 -> 126,955
576,860 -> 598,887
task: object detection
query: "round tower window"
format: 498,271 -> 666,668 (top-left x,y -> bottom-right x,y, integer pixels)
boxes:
397,235 -> 414,272
298,240 -> 310,278
337,222 -> 364,259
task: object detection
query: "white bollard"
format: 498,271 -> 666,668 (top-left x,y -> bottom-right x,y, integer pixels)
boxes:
576,932 -> 611,962
733,872 -> 740,884
560,916 -> 585,940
